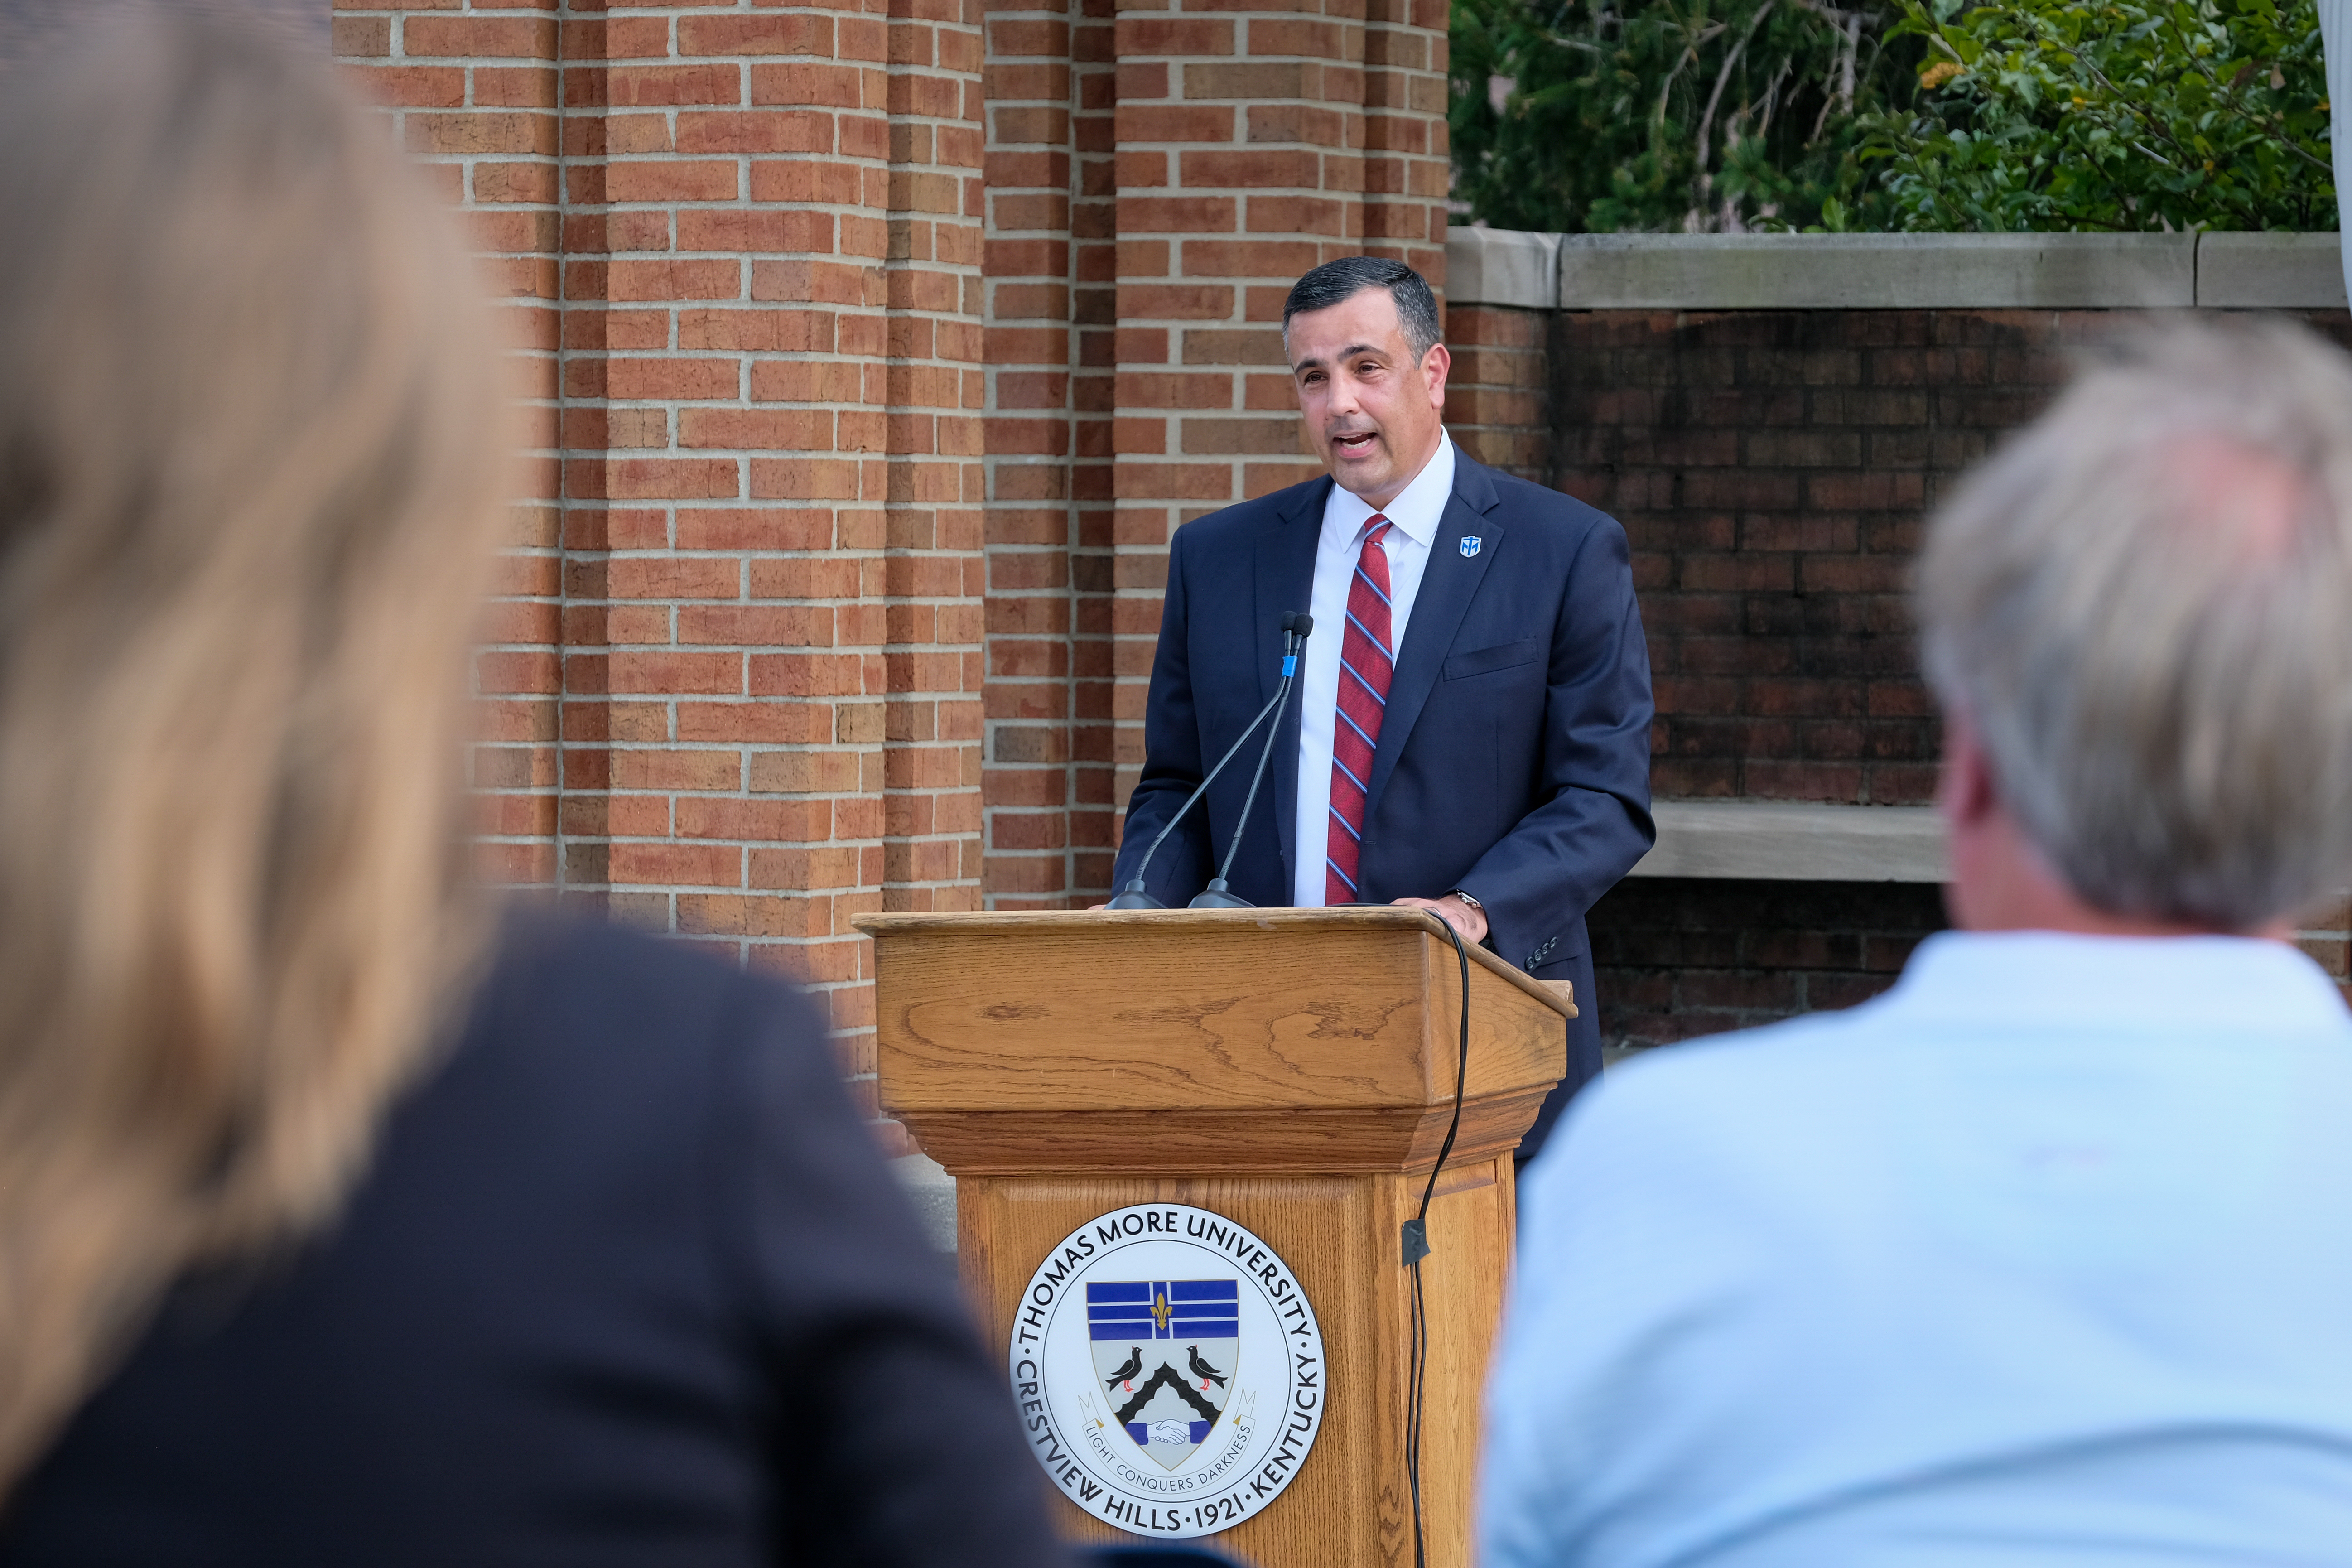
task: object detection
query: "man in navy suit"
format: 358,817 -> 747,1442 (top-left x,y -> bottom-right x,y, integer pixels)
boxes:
1111,256 -> 1655,1155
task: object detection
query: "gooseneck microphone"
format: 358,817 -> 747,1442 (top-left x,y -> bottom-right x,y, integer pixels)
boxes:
1104,611 -> 1313,910
1190,613 -> 1315,908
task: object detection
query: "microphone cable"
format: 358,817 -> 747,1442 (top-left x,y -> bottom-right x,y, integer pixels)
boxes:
1402,913 -> 1473,1568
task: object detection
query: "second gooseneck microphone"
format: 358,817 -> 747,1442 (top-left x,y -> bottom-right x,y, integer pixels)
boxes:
1189,612 -> 1315,908
1104,611 -> 1312,910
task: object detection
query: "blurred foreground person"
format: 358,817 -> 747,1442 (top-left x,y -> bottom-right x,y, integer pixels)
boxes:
0,20 -> 1060,1568
1483,321 -> 2352,1567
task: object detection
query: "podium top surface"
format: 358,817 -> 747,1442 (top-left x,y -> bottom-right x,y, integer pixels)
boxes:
857,904 -> 1571,1144
853,905 -> 1573,1021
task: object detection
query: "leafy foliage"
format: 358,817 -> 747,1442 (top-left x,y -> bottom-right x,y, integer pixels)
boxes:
1859,0 -> 2335,231
1450,0 -> 1923,233
1449,0 -> 2338,232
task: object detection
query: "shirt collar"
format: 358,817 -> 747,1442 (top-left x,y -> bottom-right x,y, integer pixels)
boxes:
1879,930 -> 2352,1037
1327,430 -> 1456,547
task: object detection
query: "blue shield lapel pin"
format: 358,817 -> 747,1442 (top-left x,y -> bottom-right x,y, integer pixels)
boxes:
1459,535 -> 1482,558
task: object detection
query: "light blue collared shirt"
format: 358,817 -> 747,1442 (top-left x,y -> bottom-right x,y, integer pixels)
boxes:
1482,931 -> 2352,1568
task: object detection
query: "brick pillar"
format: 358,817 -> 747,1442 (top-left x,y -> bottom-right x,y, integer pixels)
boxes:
1066,0 -> 1120,902
978,0 -> 1115,907
335,1 -> 565,888
877,0 -> 987,935
1360,0 -> 1446,282
975,0 -> 1073,907
344,0 -> 1450,1052
550,1 -> 888,992
1103,0 -> 1448,831
342,2 -> 986,1134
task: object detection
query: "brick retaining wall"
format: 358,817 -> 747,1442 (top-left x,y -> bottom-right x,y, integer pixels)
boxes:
1450,232 -> 2352,1051
1590,878 -> 1947,1056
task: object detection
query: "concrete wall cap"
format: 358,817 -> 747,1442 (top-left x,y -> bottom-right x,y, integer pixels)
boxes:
1630,801 -> 1946,882
2194,232 -> 2347,309
1444,225 -> 1561,311
1552,232 -> 2197,310
1446,227 -> 2348,312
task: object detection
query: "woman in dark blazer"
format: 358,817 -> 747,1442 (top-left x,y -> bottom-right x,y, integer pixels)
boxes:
0,19 -> 1060,1568
2,917 -> 1059,1567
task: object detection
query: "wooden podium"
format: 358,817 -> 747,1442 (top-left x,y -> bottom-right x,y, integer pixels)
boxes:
856,907 -> 1571,1568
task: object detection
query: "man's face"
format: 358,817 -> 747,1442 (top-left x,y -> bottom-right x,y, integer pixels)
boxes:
1286,286 -> 1451,511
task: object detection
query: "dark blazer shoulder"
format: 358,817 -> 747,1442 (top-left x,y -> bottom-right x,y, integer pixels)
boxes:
463,910 -> 820,1099
488,909 -> 788,1017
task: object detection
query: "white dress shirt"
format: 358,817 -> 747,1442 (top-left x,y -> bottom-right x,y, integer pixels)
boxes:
1290,431 -> 1457,907
1483,931 -> 2352,1567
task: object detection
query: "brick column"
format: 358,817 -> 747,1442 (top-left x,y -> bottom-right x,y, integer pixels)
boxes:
548,1 -> 904,1041
335,0 -> 565,888
342,0 -> 1452,1044
342,2 -> 985,1134
1360,0 -> 1446,282
1103,0 -> 1448,834
977,0 -> 1115,907
877,0 -> 987,938
568,0 -> 982,1110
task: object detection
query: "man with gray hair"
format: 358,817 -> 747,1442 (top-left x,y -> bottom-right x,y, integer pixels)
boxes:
1480,319 -> 2352,1565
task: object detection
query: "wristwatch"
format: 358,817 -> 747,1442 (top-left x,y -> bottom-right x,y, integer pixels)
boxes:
1446,889 -> 1482,910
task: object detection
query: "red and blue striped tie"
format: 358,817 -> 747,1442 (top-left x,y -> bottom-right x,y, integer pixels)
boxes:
1326,517 -> 1394,904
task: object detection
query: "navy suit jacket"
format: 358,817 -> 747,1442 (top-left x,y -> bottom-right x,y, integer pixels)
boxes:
0,917 -> 1064,1568
1111,451 -> 1656,1153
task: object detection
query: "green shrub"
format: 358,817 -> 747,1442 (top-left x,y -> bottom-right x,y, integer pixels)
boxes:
1449,0 -> 2337,232
1860,0 -> 2334,231
1449,0 -> 1921,233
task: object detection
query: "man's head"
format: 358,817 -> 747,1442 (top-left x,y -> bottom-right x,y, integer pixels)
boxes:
1282,257 -> 1449,511
1918,321 -> 2352,935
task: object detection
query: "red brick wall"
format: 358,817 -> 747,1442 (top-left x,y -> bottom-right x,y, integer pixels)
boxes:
1592,880 -> 2352,1057
978,0 -> 1119,907
341,0 -> 988,1139
970,0 -> 1452,902
1562,309 -> 2005,806
1466,306 -> 2352,807
334,0 -> 566,897
1104,0 -> 1449,825
1444,300 -> 1548,480
1591,878 -> 1946,1055
1446,298 -> 2352,1051
336,0 -> 1451,1137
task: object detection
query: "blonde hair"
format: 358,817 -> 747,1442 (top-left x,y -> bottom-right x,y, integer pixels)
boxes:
1918,319 -> 2352,931
0,17 -> 504,1487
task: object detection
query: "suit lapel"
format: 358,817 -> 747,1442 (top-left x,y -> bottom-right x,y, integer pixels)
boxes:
1256,478 -> 1328,885
1364,458 -> 1504,825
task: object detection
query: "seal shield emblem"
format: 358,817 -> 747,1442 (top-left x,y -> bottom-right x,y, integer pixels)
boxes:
1011,1203 -> 1325,1539
1459,534 -> 1483,558
1087,1279 -> 1238,1471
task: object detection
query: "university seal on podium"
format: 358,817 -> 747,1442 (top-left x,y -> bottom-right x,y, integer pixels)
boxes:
1009,1203 -> 1326,1540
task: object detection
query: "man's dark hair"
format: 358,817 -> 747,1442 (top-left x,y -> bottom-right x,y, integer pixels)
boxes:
1281,256 -> 1441,362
